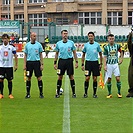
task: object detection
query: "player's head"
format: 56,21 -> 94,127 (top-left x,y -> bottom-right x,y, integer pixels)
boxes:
30,32 -> 37,43
61,30 -> 68,41
2,34 -> 10,45
88,32 -> 95,43
107,34 -> 115,45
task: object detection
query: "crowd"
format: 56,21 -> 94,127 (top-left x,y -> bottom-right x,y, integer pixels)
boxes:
0,30 -> 132,99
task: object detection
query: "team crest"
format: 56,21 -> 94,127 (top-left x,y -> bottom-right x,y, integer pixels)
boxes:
4,51 -> 8,56
68,47 -> 71,52
35,50 -> 38,53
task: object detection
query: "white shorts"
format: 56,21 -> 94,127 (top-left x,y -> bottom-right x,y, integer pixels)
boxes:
104,63 -> 120,84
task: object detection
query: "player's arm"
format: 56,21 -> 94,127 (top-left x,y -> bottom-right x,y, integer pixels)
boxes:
40,52 -> 43,65
54,51 -> 59,70
13,52 -> 18,71
118,46 -> 123,65
73,50 -> 78,68
99,52 -> 103,71
81,52 -> 85,71
24,53 -> 27,70
103,56 -> 107,71
103,47 -> 107,71
99,52 -> 103,65
40,52 -> 43,71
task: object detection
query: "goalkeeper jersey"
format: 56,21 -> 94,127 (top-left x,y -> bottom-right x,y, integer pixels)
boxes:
103,43 -> 121,64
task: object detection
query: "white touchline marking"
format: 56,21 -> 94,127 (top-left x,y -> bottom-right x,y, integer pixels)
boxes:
62,75 -> 70,133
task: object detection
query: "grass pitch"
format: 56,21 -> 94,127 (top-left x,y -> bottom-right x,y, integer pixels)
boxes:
0,58 -> 132,133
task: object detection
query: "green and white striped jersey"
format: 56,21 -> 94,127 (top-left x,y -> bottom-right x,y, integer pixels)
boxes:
103,43 -> 121,64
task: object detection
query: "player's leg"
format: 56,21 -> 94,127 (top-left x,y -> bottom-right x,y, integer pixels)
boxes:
106,78 -> 112,98
55,59 -> 65,98
106,64 -> 113,98
68,74 -> 76,98
0,67 -> 4,98
92,61 -> 100,98
83,61 -> 91,98
67,58 -> 76,97
84,76 -> 90,98
25,61 -> 33,98
92,76 -> 98,98
114,64 -> 122,98
6,68 -> 14,99
34,61 -> 44,98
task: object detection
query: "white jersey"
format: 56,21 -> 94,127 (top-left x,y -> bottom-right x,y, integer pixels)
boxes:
0,43 -> 16,67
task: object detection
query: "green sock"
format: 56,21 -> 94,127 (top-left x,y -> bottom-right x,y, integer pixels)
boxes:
117,81 -> 121,94
107,82 -> 112,95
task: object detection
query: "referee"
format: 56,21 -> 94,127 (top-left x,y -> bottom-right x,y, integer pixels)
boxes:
54,30 -> 78,98
24,32 -> 44,98
81,32 -> 103,98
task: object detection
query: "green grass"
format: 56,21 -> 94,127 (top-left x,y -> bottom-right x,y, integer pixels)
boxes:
0,58 -> 133,133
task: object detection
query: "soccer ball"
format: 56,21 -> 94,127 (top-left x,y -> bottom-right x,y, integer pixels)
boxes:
56,88 -> 63,95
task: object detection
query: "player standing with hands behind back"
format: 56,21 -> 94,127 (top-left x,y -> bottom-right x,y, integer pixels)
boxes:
54,30 -> 78,98
24,32 -> 44,99
0,34 -> 18,99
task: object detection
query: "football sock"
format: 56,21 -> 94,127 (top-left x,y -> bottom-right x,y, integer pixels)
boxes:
107,82 -> 112,95
93,81 -> 97,95
8,81 -> 12,95
38,80 -> 43,95
26,81 -> 31,95
57,80 -> 62,95
70,79 -> 75,94
0,81 -> 4,95
117,81 -> 121,94
84,81 -> 89,94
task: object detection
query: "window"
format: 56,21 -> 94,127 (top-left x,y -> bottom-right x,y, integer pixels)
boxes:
128,12 -> 133,25
1,15 -> 9,19
28,0 -> 47,3
14,14 -> 24,22
78,12 -> 102,25
53,0 -> 73,2
28,13 -> 47,26
15,0 -> 24,4
3,0 -> 10,5
56,18 -> 69,25
107,12 -> 122,25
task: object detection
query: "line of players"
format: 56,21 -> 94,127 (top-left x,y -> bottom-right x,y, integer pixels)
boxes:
0,30 -> 132,99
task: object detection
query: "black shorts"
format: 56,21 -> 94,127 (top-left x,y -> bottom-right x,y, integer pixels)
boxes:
26,61 -> 42,78
57,58 -> 74,75
85,61 -> 100,76
0,67 -> 13,80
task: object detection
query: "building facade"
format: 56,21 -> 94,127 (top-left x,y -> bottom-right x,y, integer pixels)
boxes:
0,0 -> 133,26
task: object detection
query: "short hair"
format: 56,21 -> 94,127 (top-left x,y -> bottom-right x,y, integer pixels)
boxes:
88,32 -> 95,36
61,30 -> 68,34
108,34 -> 114,37
2,34 -> 10,39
